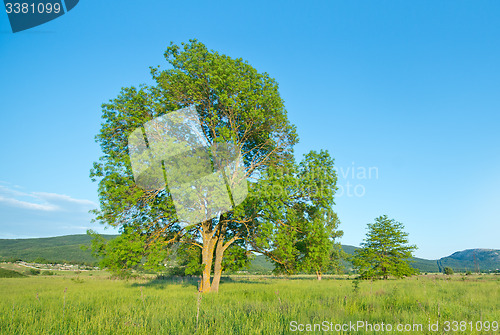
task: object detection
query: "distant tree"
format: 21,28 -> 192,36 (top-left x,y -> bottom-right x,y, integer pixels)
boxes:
295,151 -> 343,280
353,215 -> 417,279
251,150 -> 344,280
444,266 -> 454,275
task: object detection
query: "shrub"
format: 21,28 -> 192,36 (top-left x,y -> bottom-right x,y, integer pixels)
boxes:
444,267 -> 454,275
41,270 -> 55,276
352,279 -> 361,293
26,268 -> 41,275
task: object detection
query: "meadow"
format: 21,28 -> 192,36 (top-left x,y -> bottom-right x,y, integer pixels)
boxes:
0,269 -> 499,335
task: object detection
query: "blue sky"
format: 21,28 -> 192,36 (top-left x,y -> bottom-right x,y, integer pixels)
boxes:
0,1 -> 499,259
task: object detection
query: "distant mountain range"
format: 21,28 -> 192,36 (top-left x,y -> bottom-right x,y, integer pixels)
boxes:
0,235 -> 498,273
437,248 -> 500,272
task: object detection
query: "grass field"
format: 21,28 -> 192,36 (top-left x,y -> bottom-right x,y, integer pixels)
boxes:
1,269 -> 499,335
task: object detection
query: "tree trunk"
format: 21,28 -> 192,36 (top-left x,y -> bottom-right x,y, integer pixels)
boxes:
200,221 -> 217,293
210,238 -> 225,293
200,250 -> 212,293
210,219 -> 229,293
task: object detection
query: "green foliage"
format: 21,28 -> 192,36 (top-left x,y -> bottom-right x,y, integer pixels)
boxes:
221,243 -> 250,273
90,39 -> 297,230
89,40 -> 298,281
162,243 -> 203,276
296,151 -> 344,278
444,266 -> 454,275
353,215 -> 417,279
33,257 -> 49,264
26,268 -> 41,276
87,229 -> 146,278
352,278 -> 361,293
71,277 -> 85,284
252,150 -> 344,278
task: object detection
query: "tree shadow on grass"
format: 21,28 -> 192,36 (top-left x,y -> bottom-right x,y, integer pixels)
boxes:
217,275 -> 273,285
129,274 -> 275,290
130,275 -> 200,290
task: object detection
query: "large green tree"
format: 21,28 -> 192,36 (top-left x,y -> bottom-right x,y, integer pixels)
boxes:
352,215 -> 417,279
90,40 -> 298,292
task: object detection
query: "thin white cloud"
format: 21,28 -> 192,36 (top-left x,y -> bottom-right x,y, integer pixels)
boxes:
0,182 -> 116,238
32,192 -> 96,207
0,195 -> 58,211
0,184 -> 31,198
0,184 -> 96,212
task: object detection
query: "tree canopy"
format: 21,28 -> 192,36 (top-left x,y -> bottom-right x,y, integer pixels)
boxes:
352,215 -> 417,279
250,150 -> 343,280
90,40 -> 303,292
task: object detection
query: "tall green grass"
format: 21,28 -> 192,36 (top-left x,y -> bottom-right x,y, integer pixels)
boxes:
0,275 -> 498,334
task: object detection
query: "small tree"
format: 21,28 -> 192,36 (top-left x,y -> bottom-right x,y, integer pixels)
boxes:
353,215 -> 417,279
444,267 -> 454,275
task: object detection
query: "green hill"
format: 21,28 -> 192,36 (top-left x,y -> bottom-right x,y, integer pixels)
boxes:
247,254 -> 274,274
0,234 -> 117,265
438,249 -> 500,272
1,235 -> 498,273
410,257 -> 439,273
0,267 -> 27,278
